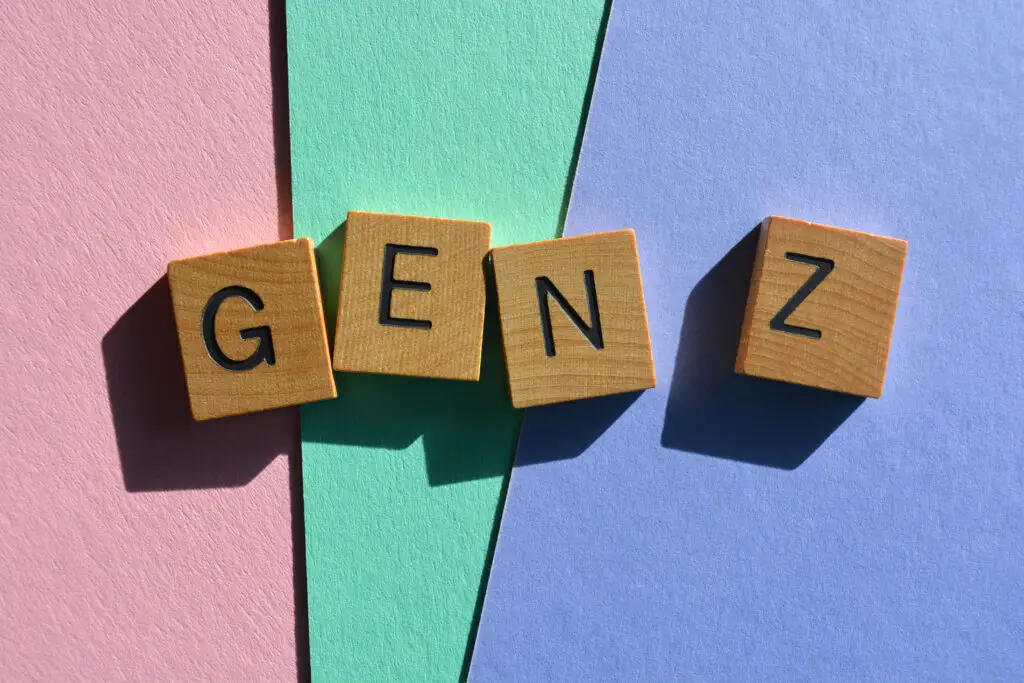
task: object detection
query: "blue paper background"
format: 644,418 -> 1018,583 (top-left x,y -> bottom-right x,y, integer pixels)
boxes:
471,1 -> 1024,680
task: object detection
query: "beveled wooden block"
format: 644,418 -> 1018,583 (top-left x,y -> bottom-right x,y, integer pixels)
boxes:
333,211 -> 491,381
735,216 -> 908,398
168,238 -> 336,420
491,229 -> 656,408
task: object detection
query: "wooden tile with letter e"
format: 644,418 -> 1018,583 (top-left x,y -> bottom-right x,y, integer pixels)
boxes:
167,238 -> 336,420
491,229 -> 656,408
333,211 -> 491,381
735,216 -> 908,398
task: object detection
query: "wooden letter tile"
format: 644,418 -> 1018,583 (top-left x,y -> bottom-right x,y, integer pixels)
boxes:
491,229 -> 655,408
333,211 -> 491,381
735,216 -> 908,398
167,238 -> 336,420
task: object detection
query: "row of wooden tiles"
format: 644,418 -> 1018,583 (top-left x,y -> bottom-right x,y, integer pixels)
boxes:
168,212 -> 908,420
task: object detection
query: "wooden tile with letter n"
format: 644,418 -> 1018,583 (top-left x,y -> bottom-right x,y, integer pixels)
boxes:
491,229 -> 656,408
167,238 -> 336,420
735,216 -> 909,398
333,211 -> 492,381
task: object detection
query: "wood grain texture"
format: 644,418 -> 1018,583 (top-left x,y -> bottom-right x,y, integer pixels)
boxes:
168,238 -> 336,420
492,229 -> 655,408
333,211 -> 491,380
735,216 -> 908,398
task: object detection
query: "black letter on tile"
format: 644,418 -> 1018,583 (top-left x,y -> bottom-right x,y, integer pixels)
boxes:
770,253 -> 835,340
201,285 -> 276,371
379,244 -> 438,330
535,270 -> 604,357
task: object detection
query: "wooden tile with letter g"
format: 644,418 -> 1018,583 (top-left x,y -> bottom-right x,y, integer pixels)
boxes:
491,229 -> 656,408
735,216 -> 908,398
167,238 -> 336,420
333,211 -> 491,381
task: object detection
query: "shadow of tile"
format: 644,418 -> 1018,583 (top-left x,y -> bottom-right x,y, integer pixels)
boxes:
102,276 -> 295,491
660,226 -> 864,470
512,390 -> 640,467
312,221 -> 346,340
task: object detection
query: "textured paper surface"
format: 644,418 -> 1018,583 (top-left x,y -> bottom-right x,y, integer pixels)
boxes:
472,1 -> 1024,680
285,2 -> 606,680
0,2 -> 299,680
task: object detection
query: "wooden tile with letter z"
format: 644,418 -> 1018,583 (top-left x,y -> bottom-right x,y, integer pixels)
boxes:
491,229 -> 656,408
333,211 -> 491,381
735,216 -> 908,398
168,238 -> 336,420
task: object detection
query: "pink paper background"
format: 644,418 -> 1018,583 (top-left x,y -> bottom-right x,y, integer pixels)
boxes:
0,1 -> 303,680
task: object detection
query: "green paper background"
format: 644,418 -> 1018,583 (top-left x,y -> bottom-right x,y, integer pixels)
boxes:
286,2 -> 607,680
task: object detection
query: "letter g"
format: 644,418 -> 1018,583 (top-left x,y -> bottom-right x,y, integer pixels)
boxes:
201,286 -> 276,372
